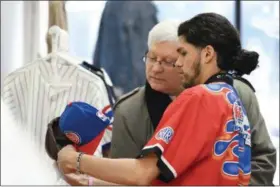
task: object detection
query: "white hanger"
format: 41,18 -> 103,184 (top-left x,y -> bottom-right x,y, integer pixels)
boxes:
45,26 -> 102,82
45,26 -> 81,66
46,26 -> 76,85
48,25 -> 69,53
48,26 -> 61,82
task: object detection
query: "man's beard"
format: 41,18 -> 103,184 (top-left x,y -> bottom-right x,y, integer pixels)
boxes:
182,58 -> 201,89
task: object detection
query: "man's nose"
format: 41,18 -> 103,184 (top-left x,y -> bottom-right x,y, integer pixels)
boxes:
174,58 -> 183,68
151,62 -> 164,73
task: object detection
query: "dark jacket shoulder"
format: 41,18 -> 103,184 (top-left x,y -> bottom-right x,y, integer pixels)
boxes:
113,87 -> 145,111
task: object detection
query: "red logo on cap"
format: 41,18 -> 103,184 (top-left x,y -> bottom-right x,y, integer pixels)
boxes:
65,132 -> 81,145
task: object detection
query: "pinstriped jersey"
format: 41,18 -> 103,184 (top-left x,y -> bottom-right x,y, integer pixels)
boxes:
1,58 -> 111,155
140,82 -> 251,186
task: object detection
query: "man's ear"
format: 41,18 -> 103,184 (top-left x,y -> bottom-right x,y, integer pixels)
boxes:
202,45 -> 215,64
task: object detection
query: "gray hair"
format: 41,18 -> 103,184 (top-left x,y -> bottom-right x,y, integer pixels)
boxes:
147,20 -> 181,49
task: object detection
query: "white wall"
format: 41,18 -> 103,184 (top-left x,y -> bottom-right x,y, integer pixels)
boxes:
1,1 -> 24,88
1,1 -> 48,90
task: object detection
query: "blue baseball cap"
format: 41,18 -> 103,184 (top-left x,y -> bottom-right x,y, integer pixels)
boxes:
59,102 -> 112,155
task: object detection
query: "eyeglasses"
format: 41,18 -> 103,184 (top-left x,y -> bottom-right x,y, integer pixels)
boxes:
142,56 -> 176,68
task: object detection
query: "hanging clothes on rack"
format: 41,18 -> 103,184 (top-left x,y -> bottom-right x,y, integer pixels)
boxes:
93,1 -> 158,96
1,26 -> 111,155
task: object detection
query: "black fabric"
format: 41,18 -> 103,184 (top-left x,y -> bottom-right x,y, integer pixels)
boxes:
81,61 -> 103,75
204,72 -> 234,86
138,146 -> 174,183
205,72 -> 256,92
80,61 -> 117,106
144,82 -> 172,130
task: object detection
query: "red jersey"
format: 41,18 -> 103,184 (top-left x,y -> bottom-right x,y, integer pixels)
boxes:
140,82 -> 251,186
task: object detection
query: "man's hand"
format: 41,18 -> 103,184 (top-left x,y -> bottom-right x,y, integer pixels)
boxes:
57,145 -> 78,174
64,173 -> 89,186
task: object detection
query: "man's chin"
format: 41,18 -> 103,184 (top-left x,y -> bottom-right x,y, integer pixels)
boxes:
150,82 -> 162,90
182,81 -> 194,89
182,84 -> 191,89
149,83 -> 167,93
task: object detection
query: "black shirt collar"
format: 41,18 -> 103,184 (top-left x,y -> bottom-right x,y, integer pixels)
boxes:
204,72 -> 233,86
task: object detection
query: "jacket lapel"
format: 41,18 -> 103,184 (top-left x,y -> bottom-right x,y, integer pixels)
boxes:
144,82 -> 172,130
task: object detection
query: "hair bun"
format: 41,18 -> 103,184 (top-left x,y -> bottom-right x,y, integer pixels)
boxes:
233,49 -> 259,75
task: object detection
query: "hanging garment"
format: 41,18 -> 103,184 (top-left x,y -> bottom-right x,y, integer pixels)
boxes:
80,61 -> 116,106
1,56 -> 111,153
93,1 -> 158,95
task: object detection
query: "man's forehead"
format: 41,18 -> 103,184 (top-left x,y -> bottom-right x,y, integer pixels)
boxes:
177,36 -> 193,51
149,42 -> 179,55
150,41 -> 180,49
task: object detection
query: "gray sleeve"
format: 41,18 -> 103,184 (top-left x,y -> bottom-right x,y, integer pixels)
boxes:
109,105 -> 140,159
234,80 -> 277,185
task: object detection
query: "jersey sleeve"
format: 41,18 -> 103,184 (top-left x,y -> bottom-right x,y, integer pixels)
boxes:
139,91 -> 223,183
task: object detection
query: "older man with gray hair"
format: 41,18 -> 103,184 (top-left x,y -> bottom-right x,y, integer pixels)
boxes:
59,20 -> 276,186
110,20 -> 185,159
